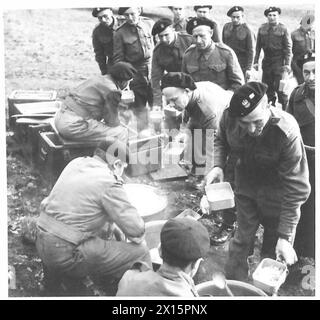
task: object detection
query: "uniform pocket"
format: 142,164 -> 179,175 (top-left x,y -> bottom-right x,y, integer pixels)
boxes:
208,63 -> 227,72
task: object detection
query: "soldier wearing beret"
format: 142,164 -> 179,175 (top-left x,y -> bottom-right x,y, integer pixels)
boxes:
36,137 -> 151,294
254,7 -> 292,109
291,14 -> 315,84
168,6 -> 188,33
193,5 -> 221,42
287,53 -> 315,258
117,218 -> 210,296
182,17 -> 244,93
92,8 -> 118,75
161,72 -> 232,175
54,62 -> 137,143
151,18 -> 193,107
202,81 -> 310,281
222,6 -> 255,79
113,7 -> 154,131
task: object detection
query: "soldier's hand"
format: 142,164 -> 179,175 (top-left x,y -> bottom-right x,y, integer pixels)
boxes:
275,238 -> 298,266
200,195 -> 210,215
204,167 -> 224,186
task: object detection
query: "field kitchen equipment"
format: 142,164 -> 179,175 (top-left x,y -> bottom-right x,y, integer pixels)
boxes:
205,182 -> 235,211
252,258 -> 288,295
123,183 -> 168,222
196,280 -> 267,297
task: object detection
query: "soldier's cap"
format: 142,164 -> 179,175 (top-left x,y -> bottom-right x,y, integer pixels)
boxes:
194,5 -> 212,11
161,218 -> 210,262
227,6 -> 244,17
160,72 -> 197,91
92,7 -> 112,18
118,7 -> 143,16
152,18 -> 173,36
96,137 -> 129,165
186,17 -> 215,34
228,81 -> 268,117
264,6 -> 281,17
300,14 -> 315,28
302,52 -> 315,65
109,62 -> 137,81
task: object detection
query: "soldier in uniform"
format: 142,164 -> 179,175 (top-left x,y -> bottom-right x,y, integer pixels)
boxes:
168,6 -> 188,33
92,8 -> 118,76
291,14 -> 315,84
254,7 -> 292,109
202,82 -> 310,281
113,7 -> 154,131
182,17 -> 244,92
287,53 -> 315,258
193,5 -> 221,42
151,18 -> 193,107
161,72 -> 232,176
222,6 -> 255,79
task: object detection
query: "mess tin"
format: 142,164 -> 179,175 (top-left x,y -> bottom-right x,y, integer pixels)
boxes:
205,182 -> 235,211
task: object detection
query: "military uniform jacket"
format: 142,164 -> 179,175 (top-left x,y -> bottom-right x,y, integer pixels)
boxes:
182,42 -> 244,91
254,22 -> 292,66
92,18 -> 118,75
113,17 -> 154,70
222,22 -> 255,72
39,156 -> 145,239
213,107 -> 310,238
151,32 -> 193,106
117,262 -> 199,297
291,27 -> 315,61
287,84 -> 315,147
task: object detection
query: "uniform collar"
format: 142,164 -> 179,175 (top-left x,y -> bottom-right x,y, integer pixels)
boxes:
198,41 -> 215,60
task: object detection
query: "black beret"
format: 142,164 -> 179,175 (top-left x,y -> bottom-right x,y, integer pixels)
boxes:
302,51 -> 315,65
161,218 -> 210,261
228,81 -> 268,117
160,72 -> 197,91
152,18 -> 173,36
227,6 -> 244,17
109,62 -> 137,81
92,7 -> 112,18
96,137 -> 129,165
264,7 -> 281,16
194,5 -> 212,11
118,7 -> 130,15
186,17 -> 215,34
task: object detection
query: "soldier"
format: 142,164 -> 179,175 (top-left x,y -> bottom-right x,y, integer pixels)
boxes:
182,17 -> 244,92
202,82 -> 310,281
193,5 -> 221,42
168,6 -> 188,32
151,18 -> 193,107
291,14 -> 315,84
287,52 -> 315,258
113,7 -> 154,131
222,6 -> 255,80
92,7 -> 117,75
254,7 -> 292,109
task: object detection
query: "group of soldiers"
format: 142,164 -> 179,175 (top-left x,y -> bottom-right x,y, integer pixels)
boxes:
33,5 -> 315,297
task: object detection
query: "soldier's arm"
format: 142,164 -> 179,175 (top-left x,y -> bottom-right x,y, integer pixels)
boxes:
277,126 -> 311,239
102,90 -> 122,126
151,51 -> 164,107
283,27 -> 293,66
113,31 -> 124,63
245,28 -> 255,71
92,31 -> 108,75
212,22 -> 221,42
102,183 -> 145,238
254,30 -> 261,65
213,110 -> 230,169
227,49 -> 244,91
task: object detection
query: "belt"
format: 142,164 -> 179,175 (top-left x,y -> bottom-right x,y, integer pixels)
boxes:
37,211 -> 94,245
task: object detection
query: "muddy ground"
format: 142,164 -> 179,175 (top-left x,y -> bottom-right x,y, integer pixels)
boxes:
5,6 -> 315,297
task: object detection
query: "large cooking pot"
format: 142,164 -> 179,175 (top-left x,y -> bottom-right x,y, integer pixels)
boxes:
123,183 -> 168,222
196,280 -> 267,297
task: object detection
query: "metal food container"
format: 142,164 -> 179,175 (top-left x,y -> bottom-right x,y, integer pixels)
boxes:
205,182 -> 235,211
252,258 -> 288,295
